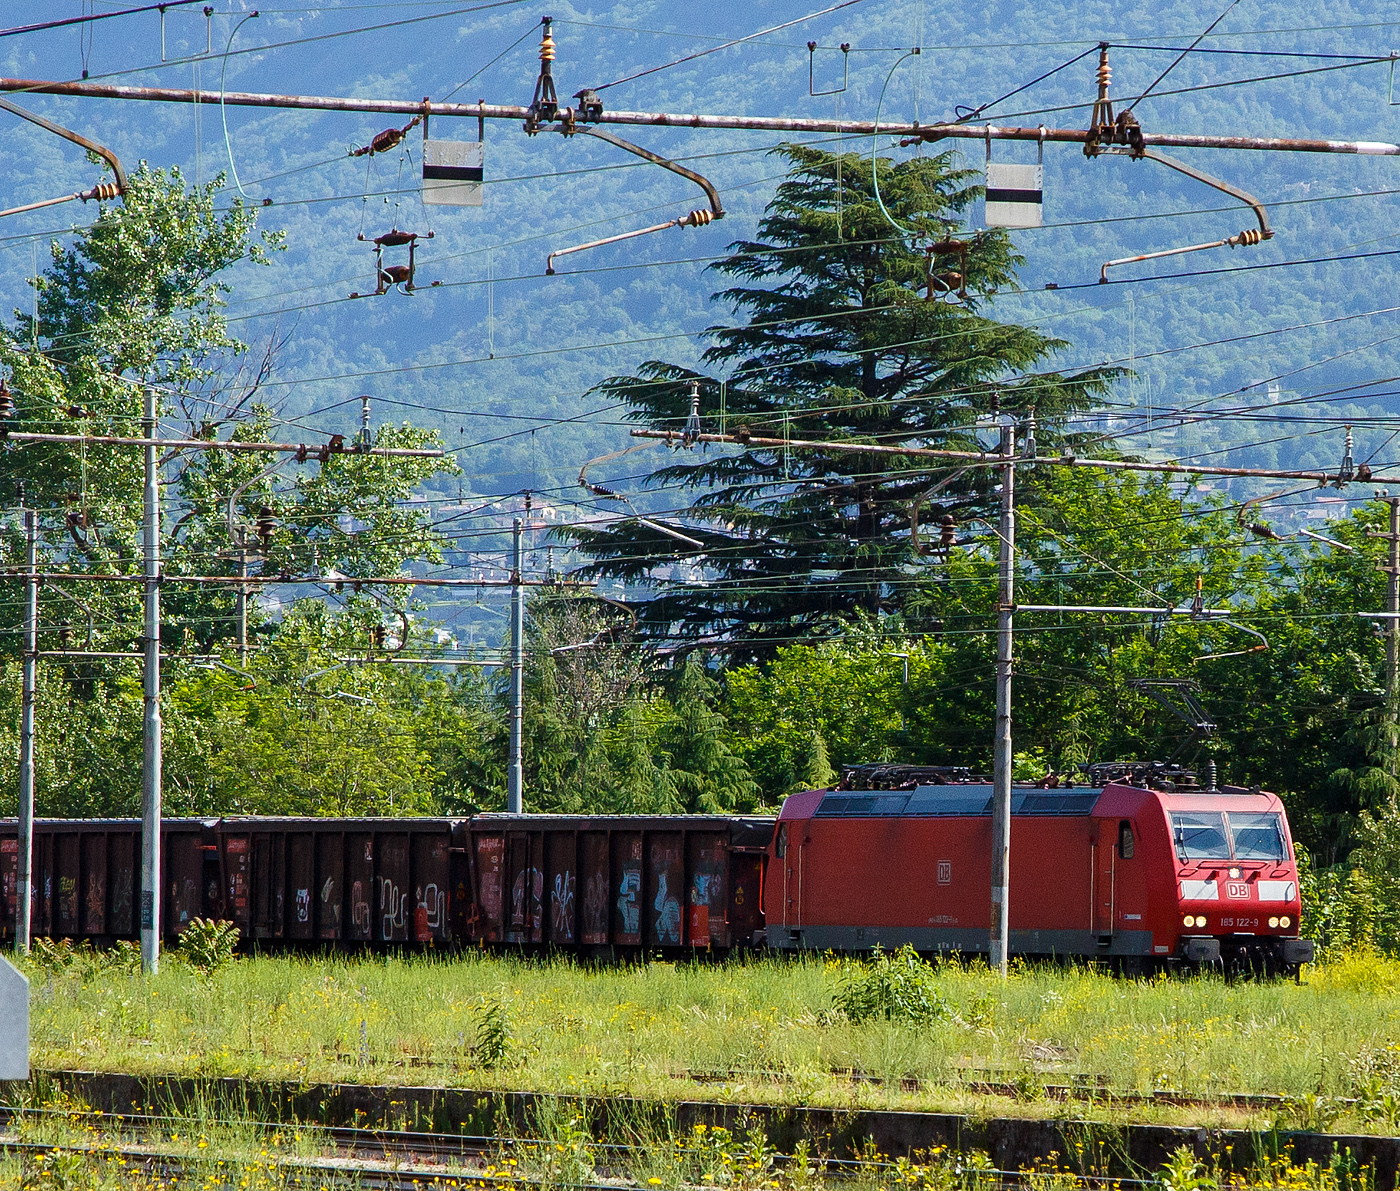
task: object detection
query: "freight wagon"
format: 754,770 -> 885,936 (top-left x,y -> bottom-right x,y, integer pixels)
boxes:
0,815 -> 773,955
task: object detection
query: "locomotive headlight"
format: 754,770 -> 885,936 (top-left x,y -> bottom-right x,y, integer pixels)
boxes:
1195,915 -> 1208,928
1280,916 -> 1291,928
1268,916 -> 1280,928
1183,914 -> 1193,927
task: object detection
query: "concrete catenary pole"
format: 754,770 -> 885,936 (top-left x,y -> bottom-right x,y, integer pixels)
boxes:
140,386 -> 162,974
989,416 -> 1016,977
16,507 -> 36,955
507,517 -> 524,814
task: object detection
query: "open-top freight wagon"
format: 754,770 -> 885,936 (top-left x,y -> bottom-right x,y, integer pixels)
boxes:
0,815 -> 772,955
0,762 -> 1315,973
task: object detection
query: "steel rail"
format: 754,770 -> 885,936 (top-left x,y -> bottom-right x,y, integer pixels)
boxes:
631,428 -> 1392,482
0,1136 -> 480,1190
1,77 -> 1397,156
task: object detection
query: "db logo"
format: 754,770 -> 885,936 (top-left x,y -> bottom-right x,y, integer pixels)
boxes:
1226,882 -> 1249,899
937,861 -> 952,886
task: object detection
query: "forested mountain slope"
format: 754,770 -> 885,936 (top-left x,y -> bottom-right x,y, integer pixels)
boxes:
0,0 -> 1394,623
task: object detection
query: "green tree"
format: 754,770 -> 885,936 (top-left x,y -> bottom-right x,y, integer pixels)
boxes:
163,600 -> 501,817
0,166 -> 456,816
0,165 -> 275,568
800,728 -> 836,791
0,165 -> 451,658
725,468 -> 1280,803
565,144 -> 1121,650
726,621 -> 920,798
520,594 -> 763,813
1203,500 -> 1395,859
168,406 -> 451,652
605,697 -> 677,813
521,590 -> 657,812
655,660 -> 760,813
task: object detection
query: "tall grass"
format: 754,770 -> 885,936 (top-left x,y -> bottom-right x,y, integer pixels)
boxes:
17,948 -> 1400,1131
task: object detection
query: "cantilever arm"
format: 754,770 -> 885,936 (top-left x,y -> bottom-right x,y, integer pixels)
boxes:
1132,147 -> 1269,238
0,93 -> 126,194
544,124 -> 725,273
577,440 -> 704,550
577,125 -> 723,218
1196,619 -> 1269,662
1099,146 -> 1271,282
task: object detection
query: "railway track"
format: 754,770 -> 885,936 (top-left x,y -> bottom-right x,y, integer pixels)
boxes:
0,1104 -> 1165,1191
680,1068 -> 1296,1112
0,1135 -> 490,1189
3,1086 -> 1380,1191
0,1105 -> 711,1191
0,1104 -> 508,1188
0,1132 -> 1157,1191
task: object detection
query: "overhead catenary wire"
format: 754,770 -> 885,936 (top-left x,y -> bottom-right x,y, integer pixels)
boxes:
219,11 -> 261,199
5,32 -> 1394,356
0,1 -> 204,42
588,0 -> 873,92
174,317 -> 1400,482
214,225 -> 1400,332
1,0 -> 534,94
955,45 -> 1100,123
1125,0 -> 1243,114
439,21 -> 541,103
229,297 -> 1400,413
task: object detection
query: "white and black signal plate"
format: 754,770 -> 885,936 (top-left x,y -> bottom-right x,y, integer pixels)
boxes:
423,140 -> 484,207
984,162 -> 1042,229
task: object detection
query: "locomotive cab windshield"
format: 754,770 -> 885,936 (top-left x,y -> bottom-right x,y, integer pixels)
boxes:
1171,810 -> 1286,862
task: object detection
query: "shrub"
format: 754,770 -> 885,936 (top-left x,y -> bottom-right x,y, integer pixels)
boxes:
472,999 -> 512,1068
27,937 -> 139,978
105,939 -> 142,975
177,918 -> 240,975
831,944 -> 949,1025
29,937 -> 80,975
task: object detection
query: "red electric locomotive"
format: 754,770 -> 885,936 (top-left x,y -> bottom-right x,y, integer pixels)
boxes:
761,763 -> 1313,974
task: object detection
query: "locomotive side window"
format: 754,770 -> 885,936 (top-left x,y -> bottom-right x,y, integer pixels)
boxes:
1170,811 -> 1230,860
1229,812 -> 1286,860
776,823 -> 788,859
1118,821 -> 1134,859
